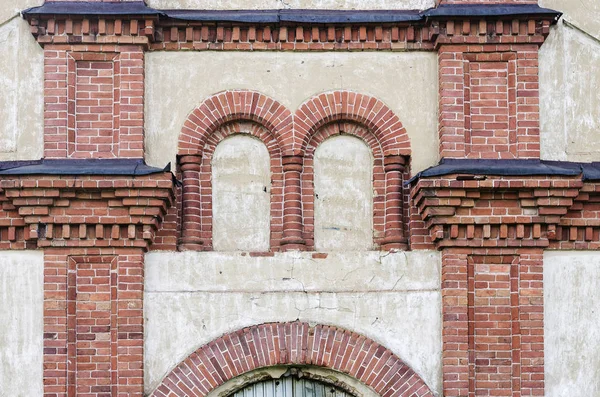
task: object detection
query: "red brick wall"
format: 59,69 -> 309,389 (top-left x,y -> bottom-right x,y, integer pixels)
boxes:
44,249 -> 145,397
441,249 -> 544,397
44,45 -> 144,159
439,45 -> 540,159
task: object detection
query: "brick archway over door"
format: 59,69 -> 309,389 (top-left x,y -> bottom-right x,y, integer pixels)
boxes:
150,322 -> 434,397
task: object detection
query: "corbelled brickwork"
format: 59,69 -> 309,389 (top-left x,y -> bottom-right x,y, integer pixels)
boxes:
151,322 -> 435,397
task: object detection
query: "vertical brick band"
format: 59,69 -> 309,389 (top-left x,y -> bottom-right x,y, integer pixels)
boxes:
281,155 -> 306,250
150,322 -> 434,397
382,155 -> 407,250
44,250 -> 145,397
179,155 -> 203,250
441,249 -> 544,397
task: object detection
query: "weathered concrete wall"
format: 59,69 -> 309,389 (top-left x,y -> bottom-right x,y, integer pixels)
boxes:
539,0 -> 600,162
212,135 -> 271,251
145,52 -> 439,174
144,250 -> 442,396
146,0 -> 434,11
314,135 -> 373,250
0,250 -> 43,397
0,10 -> 43,161
544,251 -> 600,397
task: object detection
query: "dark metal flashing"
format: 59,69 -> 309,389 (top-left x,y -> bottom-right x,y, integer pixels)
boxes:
162,9 -> 422,24
162,10 -> 280,24
423,4 -> 562,21
0,159 -> 170,176
22,2 -> 561,24
408,159 -> 600,184
22,1 -> 163,17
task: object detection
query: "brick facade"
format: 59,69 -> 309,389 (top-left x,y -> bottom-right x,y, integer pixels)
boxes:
1,1 -> 596,396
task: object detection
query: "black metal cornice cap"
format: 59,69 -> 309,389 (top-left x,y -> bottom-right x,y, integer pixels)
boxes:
22,1 -> 164,17
22,2 -> 561,24
0,158 -> 170,176
407,159 -> 600,185
424,4 -> 562,23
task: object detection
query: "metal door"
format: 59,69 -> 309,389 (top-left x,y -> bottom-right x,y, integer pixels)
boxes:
230,376 -> 354,397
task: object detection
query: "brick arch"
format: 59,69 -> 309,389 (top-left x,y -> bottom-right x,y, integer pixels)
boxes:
198,121 -> 284,250
178,90 -> 293,156
150,322 -> 434,397
302,122 -> 386,249
293,91 -> 411,157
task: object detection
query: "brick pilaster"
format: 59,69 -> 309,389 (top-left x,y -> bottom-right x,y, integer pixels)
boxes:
44,249 -> 145,397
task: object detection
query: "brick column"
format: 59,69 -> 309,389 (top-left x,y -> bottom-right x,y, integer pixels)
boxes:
178,155 -> 203,250
382,155 -> 407,250
280,155 -> 305,250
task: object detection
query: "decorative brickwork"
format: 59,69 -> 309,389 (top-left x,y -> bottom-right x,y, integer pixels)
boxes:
295,91 -> 411,158
9,3 -> 600,397
177,91 -> 291,250
177,90 -> 411,252
151,322 -> 434,397
438,45 -> 542,159
0,172 -> 174,396
412,175 -> 583,248
44,249 -> 146,397
550,182 -> 600,250
440,249 -> 544,397
44,45 -> 145,159
0,173 -> 174,249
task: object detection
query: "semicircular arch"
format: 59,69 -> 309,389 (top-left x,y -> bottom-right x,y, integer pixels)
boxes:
293,91 -> 410,157
178,90 -> 293,156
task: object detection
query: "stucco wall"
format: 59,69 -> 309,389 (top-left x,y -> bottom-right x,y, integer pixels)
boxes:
144,51 -> 439,174
314,135 -> 373,250
0,251 -> 43,397
0,9 -> 43,161
144,250 -> 442,396
212,135 -> 271,251
544,251 -> 600,397
539,0 -> 600,162
146,0 -> 435,11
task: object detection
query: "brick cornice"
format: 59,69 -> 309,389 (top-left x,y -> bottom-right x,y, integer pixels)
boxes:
23,5 -> 560,51
411,174 -> 584,248
0,173 -> 175,250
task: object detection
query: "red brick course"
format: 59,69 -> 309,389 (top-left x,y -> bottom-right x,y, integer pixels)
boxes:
150,322 -> 434,397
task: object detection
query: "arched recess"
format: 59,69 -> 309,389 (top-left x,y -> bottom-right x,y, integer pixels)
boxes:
304,123 -> 381,250
150,322 -> 435,397
177,91 -> 291,250
295,92 -> 411,250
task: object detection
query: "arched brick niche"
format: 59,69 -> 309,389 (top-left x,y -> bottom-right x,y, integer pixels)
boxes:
302,123 -> 383,250
150,322 -> 434,397
295,92 -> 411,250
177,91 -> 291,250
